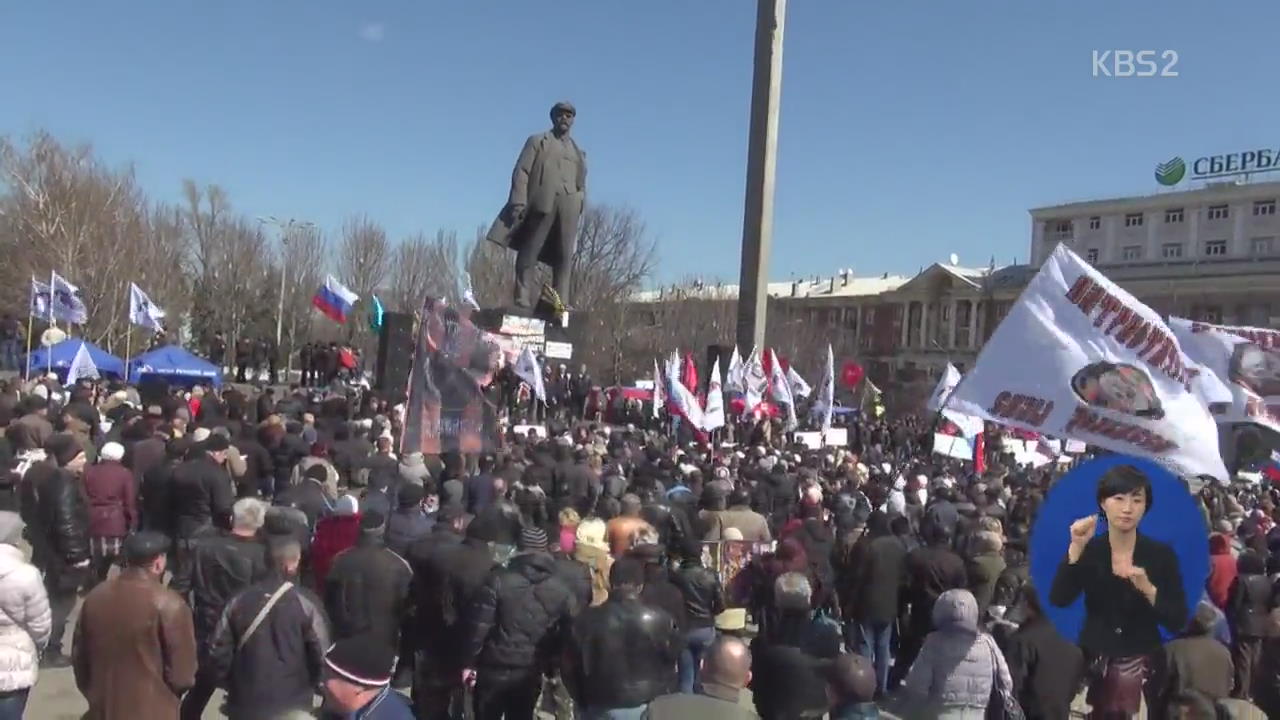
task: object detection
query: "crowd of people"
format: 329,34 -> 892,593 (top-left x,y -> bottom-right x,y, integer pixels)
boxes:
0,369 -> 1274,719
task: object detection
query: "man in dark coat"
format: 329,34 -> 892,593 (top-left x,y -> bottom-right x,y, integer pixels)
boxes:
208,537 -> 330,720
406,507 -> 494,719
180,498 -> 269,720
26,434 -> 91,667
1155,601 -> 1234,715
1004,587 -> 1084,720
846,511 -> 908,697
892,520 -> 967,689
485,101 -> 588,310
324,511 -> 413,653
463,527 -> 576,720
168,434 -> 236,594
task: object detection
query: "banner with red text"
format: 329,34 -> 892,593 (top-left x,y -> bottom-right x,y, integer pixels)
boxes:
944,243 -> 1228,480
1169,317 -> 1280,433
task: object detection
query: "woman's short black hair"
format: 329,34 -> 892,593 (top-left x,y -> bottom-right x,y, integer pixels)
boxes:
1096,464 -> 1153,513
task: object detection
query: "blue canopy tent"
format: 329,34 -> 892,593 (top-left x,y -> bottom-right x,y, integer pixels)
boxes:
23,339 -> 125,380
127,345 -> 223,387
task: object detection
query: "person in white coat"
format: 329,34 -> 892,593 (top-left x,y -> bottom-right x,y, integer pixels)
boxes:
0,511 -> 51,719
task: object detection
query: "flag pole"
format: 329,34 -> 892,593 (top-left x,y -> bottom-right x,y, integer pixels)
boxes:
47,270 -> 54,376
23,303 -> 33,382
124,325 -> 131,385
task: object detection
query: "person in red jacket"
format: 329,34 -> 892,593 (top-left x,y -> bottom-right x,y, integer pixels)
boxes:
311,494 -> 361,590
1206,532 -> 1237,610
82,441 -> 137,588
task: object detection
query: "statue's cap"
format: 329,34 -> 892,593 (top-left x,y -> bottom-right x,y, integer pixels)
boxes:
550,101 -> 576,116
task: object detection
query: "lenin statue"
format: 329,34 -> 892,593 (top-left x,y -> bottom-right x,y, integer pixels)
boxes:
485,101 -> 588,312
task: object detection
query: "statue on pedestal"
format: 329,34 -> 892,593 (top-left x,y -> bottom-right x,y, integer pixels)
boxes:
485,101 -> 588,316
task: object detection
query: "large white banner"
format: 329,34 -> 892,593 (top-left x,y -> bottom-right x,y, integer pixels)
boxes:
1169,317 -> 1280,433
933,432 -> 974,461
945,244 -> 1228,480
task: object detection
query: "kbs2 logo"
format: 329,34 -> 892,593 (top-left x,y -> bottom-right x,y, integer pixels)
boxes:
1092,50 -> 1179,78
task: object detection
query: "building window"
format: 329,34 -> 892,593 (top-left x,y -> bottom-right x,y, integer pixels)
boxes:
1165,208 -> 1184,223
1161,243 -> 1183,259
1204,240 -> 1228,257
1124,213 -> 1144,228
1252,237 -> 1274,256
1254,200 -> 1276,216
1207,204 -> 1230,221
1086,248 -> 1100,263
941,304 -> 951,321
1089,216 -> 1101,230
1121,245 -> 1143,261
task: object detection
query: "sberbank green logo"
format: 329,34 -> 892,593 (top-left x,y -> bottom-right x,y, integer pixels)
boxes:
1155,157 -> 1186,186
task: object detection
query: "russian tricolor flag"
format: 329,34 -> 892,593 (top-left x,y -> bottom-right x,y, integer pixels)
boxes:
312,275 -> 360,324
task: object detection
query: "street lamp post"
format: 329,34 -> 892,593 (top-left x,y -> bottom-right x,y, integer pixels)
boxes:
258,216 -> 315,379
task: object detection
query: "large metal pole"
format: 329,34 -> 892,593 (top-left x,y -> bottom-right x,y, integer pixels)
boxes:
735,0 -> 787,355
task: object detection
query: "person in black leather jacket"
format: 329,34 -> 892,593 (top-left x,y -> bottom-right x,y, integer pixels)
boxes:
464,528 -> 576,720
169,434 -> 235,594
1227,549 -> 1271,701
565,556 -> 681,716
324,511 -> 413,653
180,498 -> 269,720
671,538 -> 725,693
28,433 -> 91,667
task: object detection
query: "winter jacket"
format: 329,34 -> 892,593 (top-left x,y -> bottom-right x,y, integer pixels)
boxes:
672,560 -> 725,629
550,552 -> 593,612
966,551 -> 1006,618
72,567 -> 198,720
1004,616 -> 1083,720
276,478 -> 334,531
464,551 -> 577,670
566,592 -> 682,710
208,575 -> 330,720
0,543 -> 51,692
572,543 -> 612,607
385,507 -> 433,557
26,462 -> 91,583
324,535 -> 413,651
187,532 -> 269,641
1228,571 -> 1273,640
1156,608 -> 1233,713
140,459 -> 180,536
902,589 -> 1011,715
170,455 -> 235,538
288,456 -> 339,493
397,453 -> 433,486
83,460 -> 137,538
407,528 -> 493,667
847,533 -> 909,625
750,610 -> 843,719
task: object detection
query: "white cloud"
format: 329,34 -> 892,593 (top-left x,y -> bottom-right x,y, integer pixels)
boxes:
359,22 -> 386,43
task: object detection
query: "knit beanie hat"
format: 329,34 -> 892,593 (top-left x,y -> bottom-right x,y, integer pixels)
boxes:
518,525 -> 549,552
100,441 -> 125,462
324,634 -> 397,687
336,494 -> 359,516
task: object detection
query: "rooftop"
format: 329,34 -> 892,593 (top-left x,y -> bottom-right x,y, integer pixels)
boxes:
1029,178 -> 1280,216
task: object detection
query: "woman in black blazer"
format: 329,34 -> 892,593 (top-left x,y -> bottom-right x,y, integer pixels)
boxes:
1049,463 -> 1188,718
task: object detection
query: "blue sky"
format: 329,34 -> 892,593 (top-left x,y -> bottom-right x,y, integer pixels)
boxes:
2,1 -> 1274,285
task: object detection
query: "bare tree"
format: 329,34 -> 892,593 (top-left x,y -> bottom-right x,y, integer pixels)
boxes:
465,226 -> 516,309
279,225 -> 328,366
389,229 -> 461,313
338,214 -> 391,306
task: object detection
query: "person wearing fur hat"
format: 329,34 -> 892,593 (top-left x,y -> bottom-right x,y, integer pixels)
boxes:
22,433 -> 89,669
322,633 -> 414,719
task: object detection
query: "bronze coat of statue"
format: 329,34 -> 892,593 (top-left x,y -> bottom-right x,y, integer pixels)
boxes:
486,101 -> 588,311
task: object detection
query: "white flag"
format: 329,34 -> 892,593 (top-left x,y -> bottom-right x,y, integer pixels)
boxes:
652,358 -> 665,419
66,341 -> 99,385
29,278 -> 51,318
743,348 -> 767,415
725,347 -> 746,394
766,349 -> 798,431
702,356 -> 726,432
129,283 -> 166,330
50,272 -> 88,324
513,347 -> 546,403
1168,317 -> 1280,434
945,243 -> 1228,481
786,365 -> 812,399
462,272 -> 481,312
664,358 -> 705,430
928,363 -> 984,438
816,344 -> 835,433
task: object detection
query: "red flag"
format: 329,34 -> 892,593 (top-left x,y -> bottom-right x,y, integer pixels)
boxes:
682,353 -> 699,400
974,432 -> 987,474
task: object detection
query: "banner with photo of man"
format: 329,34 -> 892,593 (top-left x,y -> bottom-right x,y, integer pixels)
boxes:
1169,317 -> 1280,434
945,243 -> 1229,480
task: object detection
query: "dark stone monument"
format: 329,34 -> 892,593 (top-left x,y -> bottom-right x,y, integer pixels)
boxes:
485,101 -> 588,317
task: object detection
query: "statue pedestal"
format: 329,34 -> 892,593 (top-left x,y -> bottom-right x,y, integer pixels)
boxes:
474,308 -> 576,361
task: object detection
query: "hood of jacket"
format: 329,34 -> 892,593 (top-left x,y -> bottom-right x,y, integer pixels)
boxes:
932,588 -> 979,632
573,543 -> 611,571
511,550 -> 557,583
